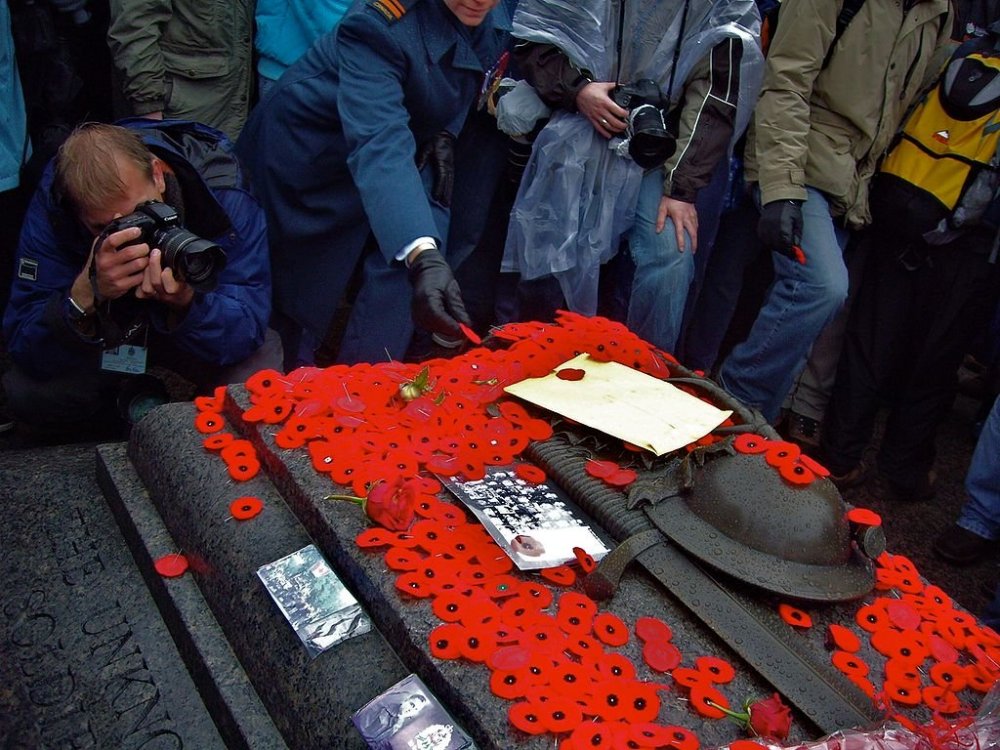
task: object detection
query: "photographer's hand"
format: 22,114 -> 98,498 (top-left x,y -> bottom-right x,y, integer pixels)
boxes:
575,82 -> 627,138
656,196 -> 698,253
757,200 -> 805,262
92,226 -> 150,301
135,247 -> 195,313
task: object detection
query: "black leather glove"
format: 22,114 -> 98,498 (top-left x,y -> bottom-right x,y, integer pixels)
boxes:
407,247 -> 471,338
415,131 -> 456,207
758,199 -> 804,261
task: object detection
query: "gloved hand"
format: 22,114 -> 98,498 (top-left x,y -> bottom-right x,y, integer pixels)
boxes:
758,199 -> 805,262
407,247 -> 471,338
415,131 -> 456,207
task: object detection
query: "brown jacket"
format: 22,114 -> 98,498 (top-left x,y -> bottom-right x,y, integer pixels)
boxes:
745,0 -> 953,227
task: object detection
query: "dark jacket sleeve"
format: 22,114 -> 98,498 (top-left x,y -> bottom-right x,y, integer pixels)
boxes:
664,36 -> 743,203
2,186 -> 104,379
513,40 -> 593,111
147,186 -> 272,366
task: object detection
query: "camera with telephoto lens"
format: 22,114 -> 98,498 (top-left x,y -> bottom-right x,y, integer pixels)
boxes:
101,200 -> 226,292
610,79 -> 677,169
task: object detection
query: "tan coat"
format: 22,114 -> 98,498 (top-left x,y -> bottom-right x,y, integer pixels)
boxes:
745,0 -> 953,228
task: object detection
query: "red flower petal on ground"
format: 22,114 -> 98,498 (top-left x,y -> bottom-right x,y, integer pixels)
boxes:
636,615 -> 673,642
514,463 -> 546,484
226,456 -> 260,482
540,565 -> 577,587
154,552 -> 189,578
831,650 -> 869,677
687,683 -> 730,719
508,701 -> 547,735
826,623 -> 862,653
846,507 -> 882,526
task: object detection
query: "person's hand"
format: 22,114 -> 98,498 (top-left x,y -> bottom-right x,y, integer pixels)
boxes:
656,196 -> 698,252
135,247 -> 195,311
416,131 -> 456,207
407,247 -> 471,338
91,226 -> 151,301
758,200 -> 806,262
575,82 -> 628,139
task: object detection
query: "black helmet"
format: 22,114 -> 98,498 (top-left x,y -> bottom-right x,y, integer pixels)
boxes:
645,451 -> 879,602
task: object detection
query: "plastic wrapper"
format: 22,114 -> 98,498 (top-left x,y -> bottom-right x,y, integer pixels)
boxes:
495,78 -> 552,136
717,684 -> 1000,750
503,0 -> 765,313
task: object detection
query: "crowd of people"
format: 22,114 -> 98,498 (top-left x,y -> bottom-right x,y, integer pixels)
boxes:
0,0 -> 998,570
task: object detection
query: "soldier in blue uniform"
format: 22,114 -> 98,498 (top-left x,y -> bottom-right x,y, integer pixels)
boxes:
238,0 -> 513,366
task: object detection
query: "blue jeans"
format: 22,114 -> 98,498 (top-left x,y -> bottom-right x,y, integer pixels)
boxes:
958,395 -> 1000,541
625,169 -> 696,353
718,187 -> 849,422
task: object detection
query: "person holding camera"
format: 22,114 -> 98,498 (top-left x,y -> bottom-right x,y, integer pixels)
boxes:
237,0 -> 515,367
502,0 -> 764,353
2,119 -> 281,435
714,0 -> 953,426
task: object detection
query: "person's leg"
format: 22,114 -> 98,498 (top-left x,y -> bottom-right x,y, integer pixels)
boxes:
3,362 -> 119,431
625,169 -> 696,353
960,395 -> 1000,537
877,247 -> 1000,493
338,246 -> 415,364
679,194 -> 765,372
717,187 -> 849,422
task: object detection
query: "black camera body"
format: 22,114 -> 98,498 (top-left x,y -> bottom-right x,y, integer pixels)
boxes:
103,200 -> 226,292
610,79 -> 677,169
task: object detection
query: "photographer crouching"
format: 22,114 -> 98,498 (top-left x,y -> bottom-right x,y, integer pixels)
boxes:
3,120 -> 282,438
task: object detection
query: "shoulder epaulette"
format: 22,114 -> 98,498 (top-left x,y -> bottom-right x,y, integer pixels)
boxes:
367,0 -> 409,23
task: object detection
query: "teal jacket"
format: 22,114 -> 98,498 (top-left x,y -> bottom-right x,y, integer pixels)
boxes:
255,0 -> 352,83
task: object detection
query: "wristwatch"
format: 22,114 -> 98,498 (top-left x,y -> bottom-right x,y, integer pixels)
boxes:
66,294 -> 94,322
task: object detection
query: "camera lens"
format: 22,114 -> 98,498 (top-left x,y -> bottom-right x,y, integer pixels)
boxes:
627,104 -> 676,169
154,228 -> 227,292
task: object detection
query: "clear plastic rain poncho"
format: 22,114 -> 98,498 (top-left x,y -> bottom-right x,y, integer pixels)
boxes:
502,0 -> 764,314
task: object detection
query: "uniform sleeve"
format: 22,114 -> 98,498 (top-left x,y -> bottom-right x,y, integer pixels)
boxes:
2,190 -> 101,379
513,40 -> 592,111
107,0 -> 173,115
337,13 -> 442,261
663,36 -> 743,203
753,0 -> 840,205
149,187 -> 271,365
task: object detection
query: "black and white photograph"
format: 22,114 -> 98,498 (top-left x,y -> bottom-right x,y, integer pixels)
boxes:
353,674 -> 474,750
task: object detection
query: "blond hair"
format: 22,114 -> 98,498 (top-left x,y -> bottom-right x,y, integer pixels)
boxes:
54,123 -> 154,214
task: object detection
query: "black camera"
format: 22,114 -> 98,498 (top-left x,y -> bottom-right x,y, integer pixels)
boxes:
101,201 -> 226,292
610,79 -> 677,169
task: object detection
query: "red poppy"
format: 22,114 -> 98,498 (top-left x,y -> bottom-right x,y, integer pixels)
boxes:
540,565 -> 577,587
586,459 -> 619,478
593,611 -> 629,647
605,467 -> 638,487
514,463 -> 546,484
846,507 -> 882,527
778,603 -> 812,628
229,496 -> 263,520
922,685 -> 962,714
202,432 -> 234,451
672,667 -> 710,688
355,528 -> 396,548
884,658 -> 921,688
539,695 -> 584,734
573,547 -> 598,573
154,552 -> 189,578
508,700 -> 547,735
929,662 -> 967,692
226,456 -> 260,482
635,615 -> 673,642
883,680 -> 922,706
643,641 -> 683,673
885,599 -> 922,631
826,623 -> 861,653
855,602 -> 888,633
194,410 -> 225,434
490,668 -> 530,700
733,433 -> 769,454
831,650 -> 869,677
687,683 -> 730,719
569,722 -> 616,749
870,629 -> 929,665
764,441 -> 801,467
634,724 -> 700,750
696,655 -> 735,683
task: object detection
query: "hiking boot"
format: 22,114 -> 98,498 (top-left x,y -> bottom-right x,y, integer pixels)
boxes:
828,462 -> 869,490
933,524 -> 995,566
785,411 -> 821,449
875,470 -> 937,503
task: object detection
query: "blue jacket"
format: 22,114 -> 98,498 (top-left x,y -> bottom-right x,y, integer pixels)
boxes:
254,0 -> 352,83
237,0 -> 513,345
3,119 -> 272,379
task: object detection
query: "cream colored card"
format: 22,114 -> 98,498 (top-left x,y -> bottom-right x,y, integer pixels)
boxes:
504,354 -> 732,456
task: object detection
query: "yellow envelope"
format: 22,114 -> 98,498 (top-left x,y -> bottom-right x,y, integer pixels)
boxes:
504,354 -> 732,456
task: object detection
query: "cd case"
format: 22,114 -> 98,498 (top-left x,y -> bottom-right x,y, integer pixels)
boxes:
257,544 -> 371,658
440,465 -> 609,570
353,674 -> 474,750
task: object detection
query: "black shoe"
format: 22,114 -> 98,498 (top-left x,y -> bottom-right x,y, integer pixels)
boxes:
934,524 -> 995,566
876,470 -> 937,503
829,462 -> 869,490
785,411 -> 821,450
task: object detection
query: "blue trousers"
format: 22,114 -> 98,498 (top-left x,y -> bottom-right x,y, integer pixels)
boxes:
718,187 -> 849,422
624,169 -> 697,353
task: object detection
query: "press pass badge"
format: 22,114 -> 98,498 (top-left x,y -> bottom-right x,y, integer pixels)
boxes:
101,343 -> 148,374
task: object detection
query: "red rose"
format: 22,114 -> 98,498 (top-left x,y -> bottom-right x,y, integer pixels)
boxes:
748,693 -> 792,741
363,476 -> 417,531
